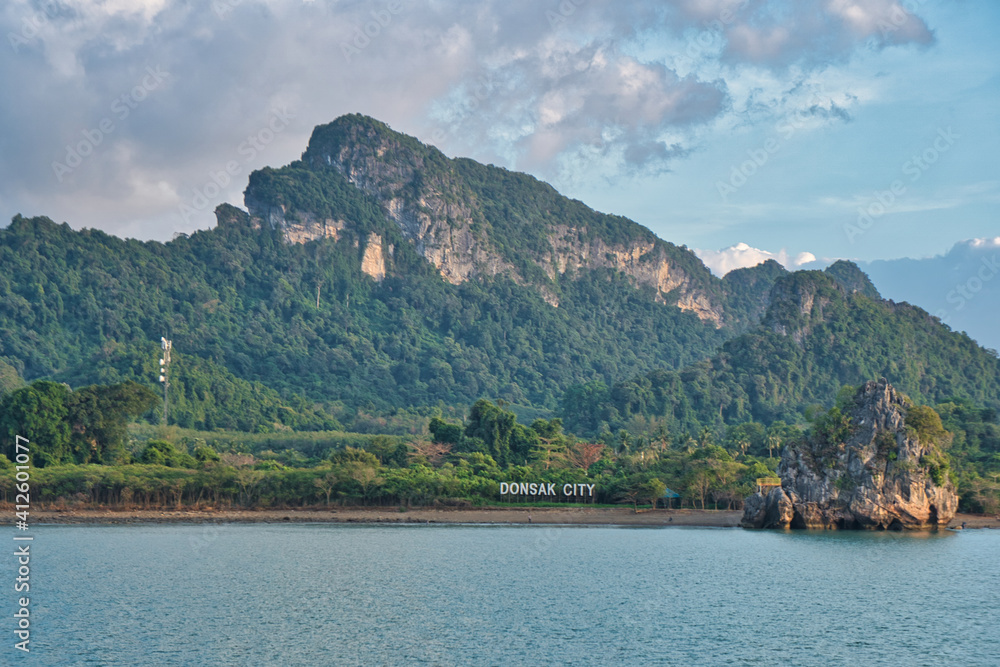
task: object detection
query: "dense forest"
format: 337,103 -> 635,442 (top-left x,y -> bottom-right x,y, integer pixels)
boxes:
561,268 -> 1000,437
2,389 -> 996,515
1,113 -> 998,514
0,205 -> 750,427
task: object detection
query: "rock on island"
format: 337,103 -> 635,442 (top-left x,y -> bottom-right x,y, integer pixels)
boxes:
742,379 -> 958,530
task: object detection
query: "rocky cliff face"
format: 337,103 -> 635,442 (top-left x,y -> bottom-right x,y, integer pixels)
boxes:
301,119 -> 516,287
760,271 -> 850,344
741,379 -> 958,530
541,224 -> 722,320
242,114 -> 724,324
244,193 -> 346,244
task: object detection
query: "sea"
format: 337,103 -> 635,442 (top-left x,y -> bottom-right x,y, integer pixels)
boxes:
7,523 -> 999,666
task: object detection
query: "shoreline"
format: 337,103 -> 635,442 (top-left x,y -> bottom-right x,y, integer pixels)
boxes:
23,507 -> 1000,529
31,506 -> 740,526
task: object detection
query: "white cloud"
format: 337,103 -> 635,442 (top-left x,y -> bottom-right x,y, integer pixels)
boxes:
968,237 -> 1000,248
720,0 -> 933,67
695,242 -> 816,276
0,0 -> 939,240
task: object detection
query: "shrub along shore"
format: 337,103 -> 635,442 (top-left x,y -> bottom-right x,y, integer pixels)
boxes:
2,385 -> 998,517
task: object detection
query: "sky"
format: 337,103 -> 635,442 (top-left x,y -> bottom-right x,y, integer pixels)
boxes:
1,0 -> 997,270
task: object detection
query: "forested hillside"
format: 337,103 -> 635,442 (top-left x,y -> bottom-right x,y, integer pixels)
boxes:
560,269 -> 1000,436
0,116 -> 794,427
2,114 -> 999,513
0,208 -> 743,425
1,114 -> 997,446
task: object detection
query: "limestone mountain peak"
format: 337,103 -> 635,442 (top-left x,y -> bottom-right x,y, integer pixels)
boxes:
236,114 -> 729,324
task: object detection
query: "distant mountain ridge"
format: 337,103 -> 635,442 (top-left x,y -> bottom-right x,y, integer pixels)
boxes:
857,238 -> 1000,352
700,238 -> 1000,352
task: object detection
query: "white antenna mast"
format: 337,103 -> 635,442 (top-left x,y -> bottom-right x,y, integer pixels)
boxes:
159,337 -> 172,425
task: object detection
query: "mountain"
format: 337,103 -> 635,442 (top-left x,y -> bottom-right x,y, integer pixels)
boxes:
560,266 -> 1000,436
245,114 -> 788,328
1,114 -> 996,436
696,238 -> 999,352
857,238 -> 1000,352
0,115 -> 794,427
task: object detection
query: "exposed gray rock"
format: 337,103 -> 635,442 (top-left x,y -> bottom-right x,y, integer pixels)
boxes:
741,379 -> 958,530
240,114 -> 726,324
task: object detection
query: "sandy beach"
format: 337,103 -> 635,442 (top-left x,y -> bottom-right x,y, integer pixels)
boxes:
26,506 -> 1000,529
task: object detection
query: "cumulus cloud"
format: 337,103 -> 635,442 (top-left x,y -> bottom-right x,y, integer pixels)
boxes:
968,237 -> 1000,249
430,39 -> 727,175
1,0 -> 459,238
0,0 -> 937,240
695,242 -> 817,276
719,0 -> 933,68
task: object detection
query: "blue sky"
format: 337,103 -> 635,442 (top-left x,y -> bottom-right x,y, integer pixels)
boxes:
554,1 -> 1000,267
0,0 -> 996,270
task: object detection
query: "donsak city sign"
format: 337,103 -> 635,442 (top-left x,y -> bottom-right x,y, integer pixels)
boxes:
499,482 -> 595,497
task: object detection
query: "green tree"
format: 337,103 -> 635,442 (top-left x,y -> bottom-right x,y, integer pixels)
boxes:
463,399 -> 538,467
429,417 -> 464,445
314,470 -> 338,506
66,381 -> 158,464
328,447 -> 383,504
0,360 -> 24,396
139,440 -> 197,468
0,381 -> 72,466
906,405 -> 949,446
640,478 -> 667,509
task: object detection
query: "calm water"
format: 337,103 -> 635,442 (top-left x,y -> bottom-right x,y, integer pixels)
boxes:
6,523 -> 999,665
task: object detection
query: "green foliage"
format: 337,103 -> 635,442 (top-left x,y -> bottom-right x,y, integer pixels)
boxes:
824,260 -> 881,300
0,380 -> 71,466
724,421 -> 766,457
560,270 -> 1000,437
363,436 -> 409,467
128,423 -> 409,462
0,359 -> 24,395
140,440 -> 197,468
0,210 -> 730,417
906,405 -> 948,446
933,398 -> 1000,511
65,381 -> 158,464
835,385 -> 858,411
640,477 -> 668,504
874,431 -> 897,457
429,417 -> 463,445
834,474 -> 855,492
2,383 -> 994,515
329,447 -> 379,467
719,260 -> 789,332
920,451 -> 951,486
0,380 -> 157,466
57,342 -> 339,433
461,399 -> 538,467
193,444 -> 221,462
812,407 -> 852,447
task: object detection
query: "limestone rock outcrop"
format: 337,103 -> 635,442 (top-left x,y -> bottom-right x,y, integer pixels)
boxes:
741,379 -> 958,530
241,114 -> 725,325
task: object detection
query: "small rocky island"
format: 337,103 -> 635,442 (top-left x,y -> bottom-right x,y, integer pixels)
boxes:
742,379 -> 958,530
